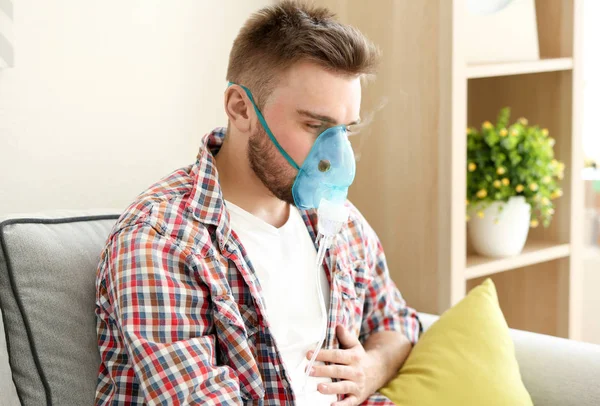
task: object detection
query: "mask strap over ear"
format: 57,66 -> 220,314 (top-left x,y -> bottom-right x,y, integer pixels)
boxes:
228,82 -> 301,171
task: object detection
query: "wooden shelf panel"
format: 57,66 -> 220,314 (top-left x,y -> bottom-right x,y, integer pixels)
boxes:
466,258 -> 568,337
465,241 -> 571,280
467,58 -> 573,79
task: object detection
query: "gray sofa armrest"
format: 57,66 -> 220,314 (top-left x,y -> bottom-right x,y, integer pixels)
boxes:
511,327 -> 600,406
0,310 -> 20,406
418,313 -> 600,406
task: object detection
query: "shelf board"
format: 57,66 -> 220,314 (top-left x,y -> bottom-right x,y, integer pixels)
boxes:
467,58 -> 574,79
465,242 -> 571,280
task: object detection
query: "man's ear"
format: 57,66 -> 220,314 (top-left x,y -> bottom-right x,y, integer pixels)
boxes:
224,85 -> 252,134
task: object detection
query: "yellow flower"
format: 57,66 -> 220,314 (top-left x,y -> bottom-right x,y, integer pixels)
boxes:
542,175 -> 552,184
519,117 -> 528,125
542,128 -> 549,137
502,178 -> 510,186
541,197 -> 550,205
466,199 -> 470,206
548,208 -> 555,215
493,180 -> 502,188
511,129 -> 519,137
530,219 -> 539,228
476,189 -> 488,199
468,162 -> 477,172
496,167 -> 506,175
551,189 -> 563,199
466,128 -> 472,135
534,194 -> 541,202
557,162 -> 565,171
529,183 -> 539,191
499,128 -> 508,137
551,159 -> 558,166
558,172 -> 564,180
515,184 -> 524,193
466,214 -> 471,222
477,211 -> 485,219
483,121 -> 493,130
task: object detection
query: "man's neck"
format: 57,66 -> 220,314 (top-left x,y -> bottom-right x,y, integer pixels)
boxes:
214,136 -> 290,228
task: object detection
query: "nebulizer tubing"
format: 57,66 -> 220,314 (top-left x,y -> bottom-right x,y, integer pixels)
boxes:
301,198 -> 350,393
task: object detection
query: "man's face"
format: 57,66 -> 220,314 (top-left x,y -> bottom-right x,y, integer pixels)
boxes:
248,61 -> 362,205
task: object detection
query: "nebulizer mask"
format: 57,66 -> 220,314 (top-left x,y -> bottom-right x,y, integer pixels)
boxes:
229,82 -> 356,393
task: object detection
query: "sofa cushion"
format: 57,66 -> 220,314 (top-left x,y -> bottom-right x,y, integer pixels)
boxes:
0,211 -> 119,406
380,279 -> 532,406
418,312 -> 600,406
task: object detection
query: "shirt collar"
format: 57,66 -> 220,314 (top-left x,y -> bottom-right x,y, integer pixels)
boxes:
187,127 -> 232,251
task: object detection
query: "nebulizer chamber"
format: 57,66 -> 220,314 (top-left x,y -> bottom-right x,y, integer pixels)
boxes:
293,125 -> 356,393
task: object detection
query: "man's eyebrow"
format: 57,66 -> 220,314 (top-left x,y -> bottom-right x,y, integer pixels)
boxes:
297,109 -> 361,126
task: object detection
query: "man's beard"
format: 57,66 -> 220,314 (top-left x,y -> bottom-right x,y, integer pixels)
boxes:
247,125 -> 296,205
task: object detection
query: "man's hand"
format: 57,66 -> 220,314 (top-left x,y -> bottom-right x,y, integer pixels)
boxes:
306,325 -> 376,406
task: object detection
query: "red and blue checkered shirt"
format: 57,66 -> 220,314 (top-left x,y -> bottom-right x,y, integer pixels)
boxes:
95,128 -> 421,405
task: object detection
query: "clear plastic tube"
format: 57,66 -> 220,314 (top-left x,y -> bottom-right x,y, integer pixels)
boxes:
301,198 -> 350,393
301,235 -> 332,392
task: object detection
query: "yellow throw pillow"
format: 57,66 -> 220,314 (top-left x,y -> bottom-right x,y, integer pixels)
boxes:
380,279 -> 532,406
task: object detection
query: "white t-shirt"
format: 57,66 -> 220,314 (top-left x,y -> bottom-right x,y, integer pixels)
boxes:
225,200 -> 336,405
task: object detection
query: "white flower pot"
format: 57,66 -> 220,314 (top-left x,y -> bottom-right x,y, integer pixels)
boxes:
468,196 -> 531,258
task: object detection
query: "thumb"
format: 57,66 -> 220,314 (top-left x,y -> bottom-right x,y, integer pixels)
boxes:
336,324 -> 360,349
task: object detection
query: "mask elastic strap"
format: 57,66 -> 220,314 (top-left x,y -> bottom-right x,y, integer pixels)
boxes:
228,82 -> 301,171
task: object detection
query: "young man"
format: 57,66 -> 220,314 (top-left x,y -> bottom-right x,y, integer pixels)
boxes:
95,2 -> 420,405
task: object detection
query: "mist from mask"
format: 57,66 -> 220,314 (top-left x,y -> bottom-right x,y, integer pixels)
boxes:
348,95 -> 389,163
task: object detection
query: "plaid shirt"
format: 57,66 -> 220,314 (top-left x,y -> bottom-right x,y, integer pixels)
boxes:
95,128 -> 421,405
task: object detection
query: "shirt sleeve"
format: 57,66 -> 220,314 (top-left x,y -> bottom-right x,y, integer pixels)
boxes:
100,222 -> 242,405
357,219 -> 422,346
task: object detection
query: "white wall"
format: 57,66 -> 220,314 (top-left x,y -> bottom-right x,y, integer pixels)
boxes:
0,0 -> 273,215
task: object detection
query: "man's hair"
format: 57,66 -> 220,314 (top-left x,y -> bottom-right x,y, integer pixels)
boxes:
226,0 -> 379,109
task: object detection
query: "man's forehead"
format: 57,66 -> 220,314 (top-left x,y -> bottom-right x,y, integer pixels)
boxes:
277,61 -> 361,93
291,88 -> 362,125
273,72 -> 359,113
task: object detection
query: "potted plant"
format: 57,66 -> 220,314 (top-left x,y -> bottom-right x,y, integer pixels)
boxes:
466,107 -> 565,258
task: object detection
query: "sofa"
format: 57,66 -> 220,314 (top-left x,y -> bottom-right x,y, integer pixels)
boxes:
1,210 -> 599,406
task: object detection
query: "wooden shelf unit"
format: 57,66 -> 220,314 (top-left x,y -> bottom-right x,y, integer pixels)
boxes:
467,57 -> 574,79
319,0 -> 584,339
466,242 -> 571,280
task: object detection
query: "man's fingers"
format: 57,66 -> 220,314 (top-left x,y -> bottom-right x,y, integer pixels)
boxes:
306,348 -> 355,365
318,380 -> 357,396
309,364 -> 358,380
